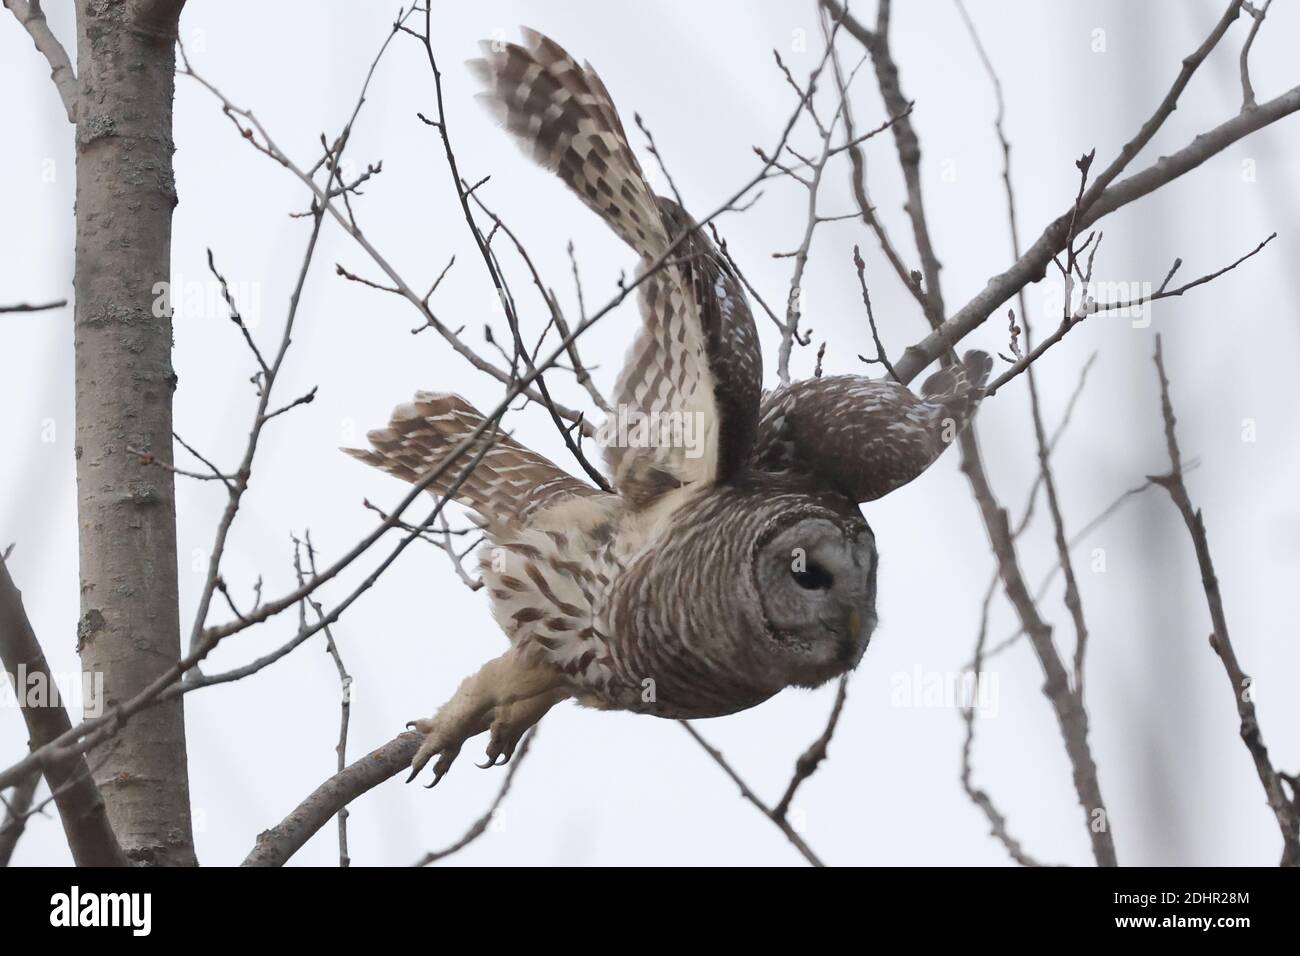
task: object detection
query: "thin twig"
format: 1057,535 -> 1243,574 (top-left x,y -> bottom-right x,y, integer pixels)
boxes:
843,0 -> 1118,865
849,0 -> 1297,383
0,298 -> 67,313
985,233 -> 1277,397
852,245 -> 899,381
0,771 -> 39,866
2,0 -> 77,122
1149,337 -> 1299,866
955,0 -> 1093,697
1239,0 -> 1273,111
412,730 -> 537,866
772,677 -> 848,821
960,586 -> 1050,866
679,722 -> 824,867
294,534 -> 353,867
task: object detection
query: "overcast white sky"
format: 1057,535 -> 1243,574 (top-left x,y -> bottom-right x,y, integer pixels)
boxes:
3,0 -> 1299,866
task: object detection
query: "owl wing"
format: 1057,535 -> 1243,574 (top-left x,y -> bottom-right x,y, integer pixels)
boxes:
343,392 -> 597,526
471,29 -> 762,509
468,28 -> 668,257
751,351 -> 992,502
604,215 -> 762,506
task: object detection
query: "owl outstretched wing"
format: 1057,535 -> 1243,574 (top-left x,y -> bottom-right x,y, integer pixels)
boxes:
751,350 -> 993,502
343,392 -> 597,526
470,29 -> 762,508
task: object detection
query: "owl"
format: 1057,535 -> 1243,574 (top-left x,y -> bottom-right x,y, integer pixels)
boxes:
345,29 -> 990,785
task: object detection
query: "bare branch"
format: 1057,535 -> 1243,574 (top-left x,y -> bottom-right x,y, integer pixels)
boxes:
852,245 -> 899,382
243,733 -> 420,867
985,232 -> 1276,397
0,558 -> 125,865
0,770 -> 39,866
459,191 -> 612,490
634,112 -> 687,207
294,535 -> 353,867
824,19 -> 925,311
955,0 -> 1094,698
875,0 -> 1295,383
127,443 -> 235,485
842,0 -> 1118,865
960,586 -> 1051,866
772,676 -> 848,821
826,0 -> 949,333
773,17 -> 867,382
184,211 -> 327,658
3,0 -> 77,122
958,435 -> 1118,865
412,729 -> 536,866
679,722 -> 824,867
1239,0 -> 1273,111
208,248 -> 270,377
895,82 -> 1298,382
0,298 -> 67,313
1149,337 -> 1300,866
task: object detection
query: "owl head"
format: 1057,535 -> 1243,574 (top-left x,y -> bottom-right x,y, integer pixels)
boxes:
750,502 -> 878,690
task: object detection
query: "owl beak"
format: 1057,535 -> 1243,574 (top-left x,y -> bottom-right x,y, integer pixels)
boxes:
837,606 -> 871,664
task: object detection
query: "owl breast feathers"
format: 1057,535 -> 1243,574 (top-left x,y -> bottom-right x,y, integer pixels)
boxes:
344,29 -> 991,785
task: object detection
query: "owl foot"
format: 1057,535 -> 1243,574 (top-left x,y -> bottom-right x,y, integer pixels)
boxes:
406,717 -> 472,788
475,720 -> 515,769
476,687 -> 570,769
404,652 -> 570,787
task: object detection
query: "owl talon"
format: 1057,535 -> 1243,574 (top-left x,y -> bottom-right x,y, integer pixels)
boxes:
398,657 -> 568,787
478,716 -> 525,770
477,741 -> 512,770
406,717 -> 463,785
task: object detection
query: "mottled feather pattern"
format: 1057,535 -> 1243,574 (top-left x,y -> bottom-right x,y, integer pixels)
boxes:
347,31 -> 998,784
920,349 -> 993,426
473,29 -> 762,508
468,28 -> 666,258
479,495 -> 624,689
656,200 -> 763,484
603,199 -> 763,505
342,392 -> 594,526
750,350 -> 992,503
346,393 -> 631,693
602,482 -> 864,716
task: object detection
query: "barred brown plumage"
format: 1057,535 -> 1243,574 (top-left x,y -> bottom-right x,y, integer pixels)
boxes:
751,350 -> 992,503
344,30 -> 990,786
342,392 -> 594,525
468,27 -> 666,258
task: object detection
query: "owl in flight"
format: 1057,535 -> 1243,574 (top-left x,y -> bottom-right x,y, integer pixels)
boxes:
346,29 -> 990,785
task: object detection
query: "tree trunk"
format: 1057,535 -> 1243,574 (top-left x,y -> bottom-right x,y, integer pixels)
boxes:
72,0 -> 194,866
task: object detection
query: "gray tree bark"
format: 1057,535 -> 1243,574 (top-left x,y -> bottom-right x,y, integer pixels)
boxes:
0,559 -> 126,866
72,0 -> 194,865
0,769 -> 38,866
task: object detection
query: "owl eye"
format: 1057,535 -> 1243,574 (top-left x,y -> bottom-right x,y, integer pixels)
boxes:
791,562 -> 833,591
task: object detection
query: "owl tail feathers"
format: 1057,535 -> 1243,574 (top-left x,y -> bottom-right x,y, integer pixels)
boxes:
342,391 -> 595,526
920,349 -> 993,425
467,29 -> 669,259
